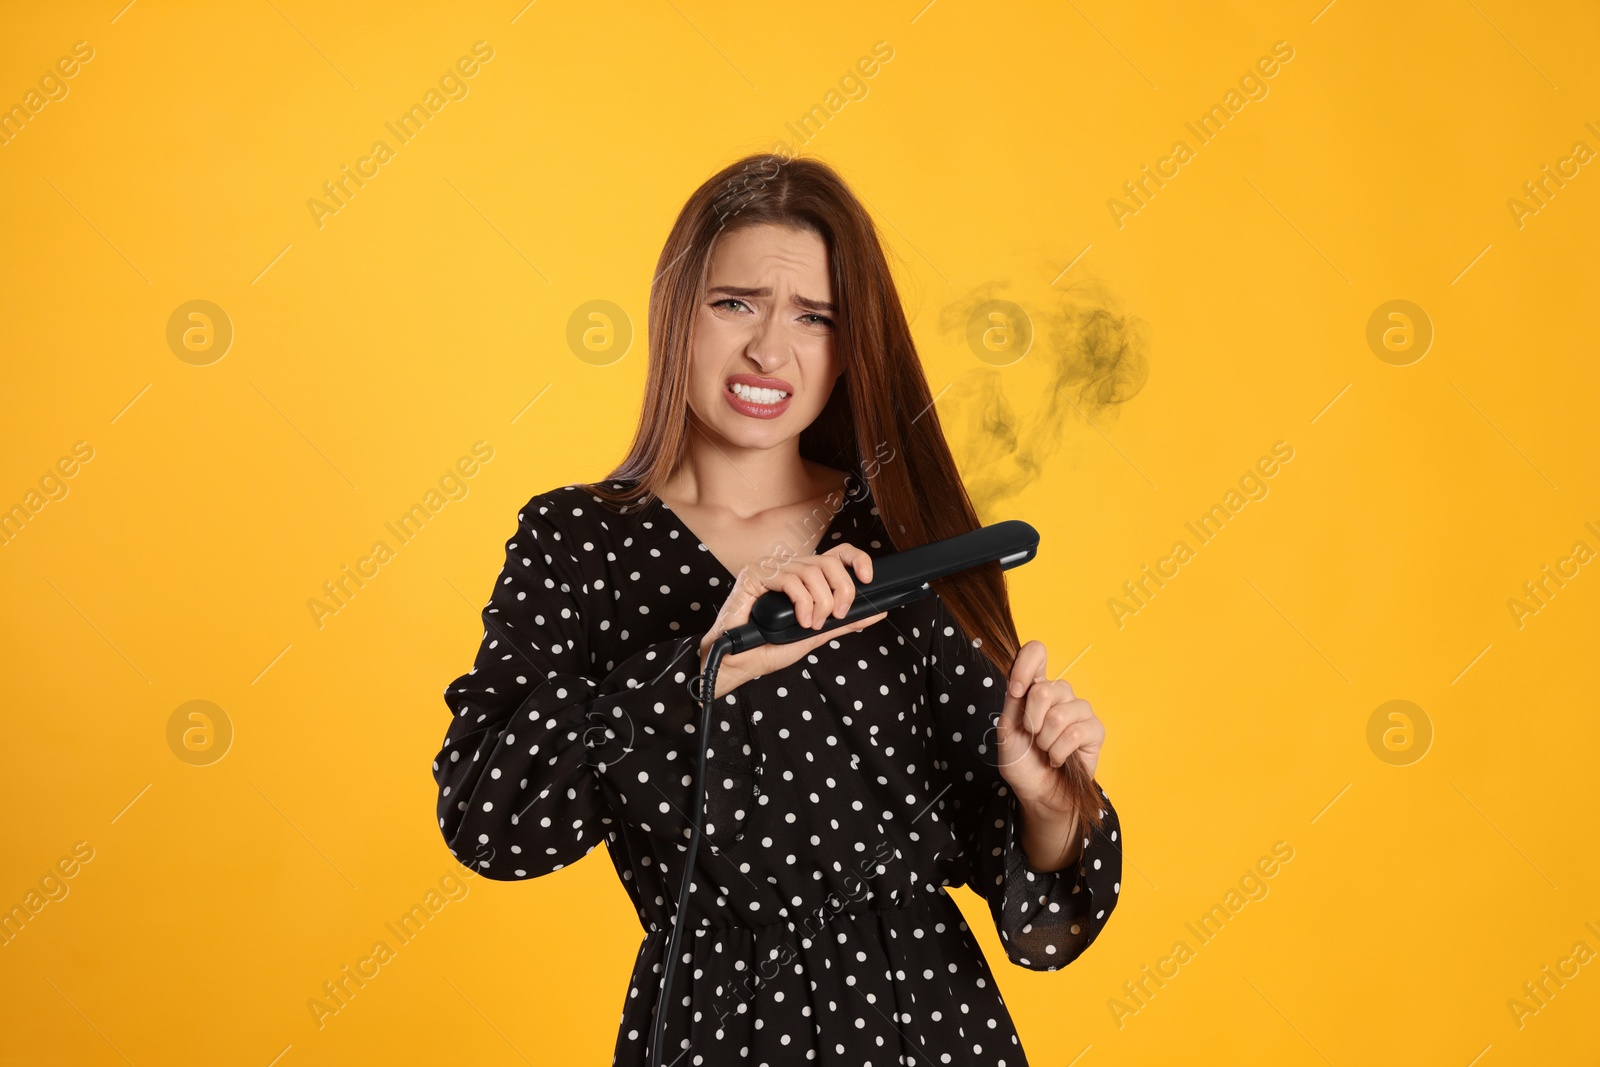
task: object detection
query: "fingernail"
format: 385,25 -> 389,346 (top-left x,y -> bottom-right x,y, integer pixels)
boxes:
1009,681 -> 1025,697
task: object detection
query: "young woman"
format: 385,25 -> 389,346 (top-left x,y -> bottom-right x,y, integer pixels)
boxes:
433,154 -> 1123,1065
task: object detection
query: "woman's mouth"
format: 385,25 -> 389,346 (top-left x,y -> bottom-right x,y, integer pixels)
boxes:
724,380 -> 792,419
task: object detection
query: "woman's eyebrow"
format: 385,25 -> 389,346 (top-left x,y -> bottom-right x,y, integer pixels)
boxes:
707,285 -> 835,312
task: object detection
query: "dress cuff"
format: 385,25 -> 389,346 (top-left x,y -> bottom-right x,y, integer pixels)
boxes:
993,783 -> 1122,970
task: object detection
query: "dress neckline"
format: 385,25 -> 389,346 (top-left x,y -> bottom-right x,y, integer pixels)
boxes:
649,480 -> 866,582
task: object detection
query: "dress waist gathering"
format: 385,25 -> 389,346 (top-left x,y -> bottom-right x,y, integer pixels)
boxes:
635,884 -> 1008,1064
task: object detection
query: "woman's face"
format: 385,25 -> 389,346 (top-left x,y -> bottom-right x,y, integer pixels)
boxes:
686,222 -> 841,449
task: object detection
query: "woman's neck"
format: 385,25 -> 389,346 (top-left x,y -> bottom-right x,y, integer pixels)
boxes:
660,432 -> 846,519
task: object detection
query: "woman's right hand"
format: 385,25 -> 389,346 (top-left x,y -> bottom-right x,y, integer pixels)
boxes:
698,543 -> 890,700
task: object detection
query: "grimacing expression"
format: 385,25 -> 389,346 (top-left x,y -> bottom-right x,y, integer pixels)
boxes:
687,222 -> 842,448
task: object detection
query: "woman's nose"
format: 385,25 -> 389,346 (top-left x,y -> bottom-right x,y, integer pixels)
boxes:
744,315 -> 790,370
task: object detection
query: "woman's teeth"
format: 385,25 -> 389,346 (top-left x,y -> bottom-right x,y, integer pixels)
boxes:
730,383 -> 789,404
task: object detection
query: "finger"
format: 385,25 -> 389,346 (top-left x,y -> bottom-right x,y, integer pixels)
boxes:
831,609 -> 888,638
825,543 -> 874,585
781,562 -> 833,628
793,562 -> 836,628
1028,690 -> 1074,752
1046,723 -> 1089,770
793,626 -> 838,654
794,609 -> 886,654
1004,641 -> 1049,731
1023,677 -> 1061,736
774,571 -> 814,628
1006,641 -> 1048,700
814,554 -> 857,619
1032,695 -> 1095,754
1000,679 -> 1028,746
854,609 -> 888,629
996,688 -> 1031,769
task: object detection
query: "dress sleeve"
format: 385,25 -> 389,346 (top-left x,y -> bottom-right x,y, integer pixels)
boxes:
925,593 -> 1123,971
432,492 -> 707,880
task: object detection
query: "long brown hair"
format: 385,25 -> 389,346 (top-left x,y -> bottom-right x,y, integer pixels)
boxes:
582,153 -> 1103,832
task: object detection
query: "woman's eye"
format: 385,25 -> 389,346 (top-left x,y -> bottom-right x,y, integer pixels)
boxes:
709,299 -> 830,327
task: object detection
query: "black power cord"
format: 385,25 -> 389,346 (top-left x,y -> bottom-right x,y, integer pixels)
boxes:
649,630 -> 734,1067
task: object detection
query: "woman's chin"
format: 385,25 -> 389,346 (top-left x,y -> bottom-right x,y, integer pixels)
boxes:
723,425 -> 796,450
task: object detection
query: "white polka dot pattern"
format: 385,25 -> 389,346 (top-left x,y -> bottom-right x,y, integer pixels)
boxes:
432,481 -> 1124,1064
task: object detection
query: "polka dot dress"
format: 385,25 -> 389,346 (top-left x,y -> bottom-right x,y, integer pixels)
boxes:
433,479 -> 1123,1065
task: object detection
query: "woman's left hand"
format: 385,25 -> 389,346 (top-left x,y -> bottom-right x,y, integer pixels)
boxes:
995,640 -> 1104,813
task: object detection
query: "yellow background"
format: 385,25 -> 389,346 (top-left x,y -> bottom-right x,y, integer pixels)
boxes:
3,1 -> 1597,1063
